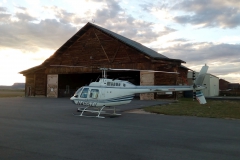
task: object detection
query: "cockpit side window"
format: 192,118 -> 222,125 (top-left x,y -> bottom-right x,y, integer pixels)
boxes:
89,89 -> 99,99
80,88 -> 89,98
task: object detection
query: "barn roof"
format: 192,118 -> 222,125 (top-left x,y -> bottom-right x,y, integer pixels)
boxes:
180,65 -> 192,71
90,23 -> 168,59
20,22 -> 185,74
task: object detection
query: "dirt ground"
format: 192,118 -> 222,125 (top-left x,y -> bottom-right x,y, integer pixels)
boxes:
0,90 -> 25,98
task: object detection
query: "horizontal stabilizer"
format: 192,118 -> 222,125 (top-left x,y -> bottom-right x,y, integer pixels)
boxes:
196,91 -> 206,104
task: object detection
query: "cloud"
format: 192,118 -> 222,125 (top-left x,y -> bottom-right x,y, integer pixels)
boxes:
43,6 -> 77,24
172,0 -> 240,28
0,6 -> 11,22
162,42 -> 240,63
157,41 -> 240,78
0,6 -> 7,12
0,14 -> 77,52
16,6 -> 27,11
15,12 -> 37,21
89,0 -> 176,44
0,1 -> 176,53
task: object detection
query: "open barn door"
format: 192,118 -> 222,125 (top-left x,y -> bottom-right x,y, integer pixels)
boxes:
47,74 -> 58,98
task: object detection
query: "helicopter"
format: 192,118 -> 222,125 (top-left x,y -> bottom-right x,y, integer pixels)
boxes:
68,64 -> 209,118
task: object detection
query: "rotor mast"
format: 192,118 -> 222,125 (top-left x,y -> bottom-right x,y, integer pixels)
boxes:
100,68 -> 109,79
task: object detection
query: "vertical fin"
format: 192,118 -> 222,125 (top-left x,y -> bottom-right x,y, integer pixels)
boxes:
195,64 -> 209,85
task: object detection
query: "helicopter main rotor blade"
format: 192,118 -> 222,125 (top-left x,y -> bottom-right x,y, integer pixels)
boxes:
50,65 -> 89,68
109,68 -> 179,74
50,65 -> 179,74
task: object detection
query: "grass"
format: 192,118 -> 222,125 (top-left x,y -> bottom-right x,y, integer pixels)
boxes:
143,98 -> 240,119
0,90 -> 25,98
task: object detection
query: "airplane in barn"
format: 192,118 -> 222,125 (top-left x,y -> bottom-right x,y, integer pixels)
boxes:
68,64 -> 209,118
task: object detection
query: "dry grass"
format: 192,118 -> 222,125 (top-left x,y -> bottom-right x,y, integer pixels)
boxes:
143,98 -> 240,119
0,90 -> 25,98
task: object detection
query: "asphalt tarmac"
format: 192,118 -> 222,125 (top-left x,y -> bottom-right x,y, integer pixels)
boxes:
0,97 -> 240,160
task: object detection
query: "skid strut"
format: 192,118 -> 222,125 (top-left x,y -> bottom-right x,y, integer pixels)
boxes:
73,106 -> 121,118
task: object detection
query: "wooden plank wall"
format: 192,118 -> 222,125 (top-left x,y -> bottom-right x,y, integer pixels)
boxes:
177,67 -> 188,85
25,74 -> 35,96
153,64 -> 179,99
35,70 -> 46,96
25,69 -> 46,97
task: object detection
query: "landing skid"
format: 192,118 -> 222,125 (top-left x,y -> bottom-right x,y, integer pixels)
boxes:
73,105 -> 121,118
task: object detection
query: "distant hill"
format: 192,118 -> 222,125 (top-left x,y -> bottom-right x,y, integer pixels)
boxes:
0,83 -> 25,90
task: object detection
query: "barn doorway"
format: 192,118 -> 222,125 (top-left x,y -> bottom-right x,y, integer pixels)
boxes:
58,71 -> 140,97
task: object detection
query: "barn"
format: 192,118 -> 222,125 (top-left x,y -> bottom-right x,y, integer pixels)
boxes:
20,22 -> 188,99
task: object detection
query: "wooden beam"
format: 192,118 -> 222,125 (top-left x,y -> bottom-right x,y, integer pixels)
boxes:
93,29 -> 110,63
126,48 -> 132,62
111,42 -> 120,63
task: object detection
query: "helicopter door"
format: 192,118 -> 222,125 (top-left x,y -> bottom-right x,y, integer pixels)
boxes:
89,89 -> 99,101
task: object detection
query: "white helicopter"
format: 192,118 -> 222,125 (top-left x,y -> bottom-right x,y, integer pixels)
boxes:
69,64 -> 209,118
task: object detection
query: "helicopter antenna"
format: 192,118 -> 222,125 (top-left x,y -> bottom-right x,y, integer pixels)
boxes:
95,75 -> 100,82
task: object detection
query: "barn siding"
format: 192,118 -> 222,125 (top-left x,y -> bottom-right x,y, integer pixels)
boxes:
25,74 -> 35,96
35,70 -> 46,96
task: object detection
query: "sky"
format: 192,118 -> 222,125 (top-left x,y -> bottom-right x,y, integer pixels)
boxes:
0,0 -> 239,85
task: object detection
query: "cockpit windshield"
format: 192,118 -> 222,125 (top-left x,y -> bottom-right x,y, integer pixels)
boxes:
74,87 -> 83,97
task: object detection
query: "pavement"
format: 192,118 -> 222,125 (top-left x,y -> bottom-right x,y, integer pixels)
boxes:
0,97 -> 240,160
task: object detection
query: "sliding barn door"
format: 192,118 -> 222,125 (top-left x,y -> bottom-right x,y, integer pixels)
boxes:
47,74 -> 58,98
140,72 -> 155,100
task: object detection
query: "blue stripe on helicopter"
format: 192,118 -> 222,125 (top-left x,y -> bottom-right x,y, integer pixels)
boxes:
98,95 -> 134,103
101,95 -> 134,103
74,95 -> 134,104
196,91 -> 203,97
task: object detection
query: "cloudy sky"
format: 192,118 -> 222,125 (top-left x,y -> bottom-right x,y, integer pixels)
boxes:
0,0 -> 239,85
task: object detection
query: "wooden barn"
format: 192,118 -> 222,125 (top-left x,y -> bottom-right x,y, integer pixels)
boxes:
20,22 -> 188,99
